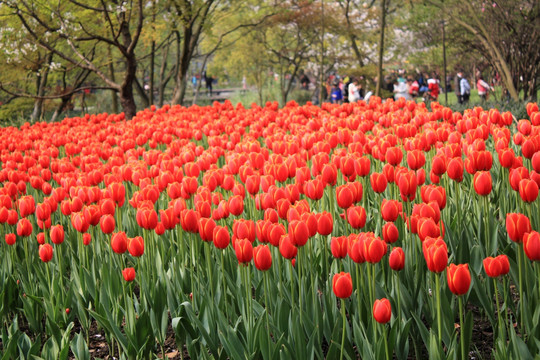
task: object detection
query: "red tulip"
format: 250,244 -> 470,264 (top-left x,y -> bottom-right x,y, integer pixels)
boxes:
524,231 -> 540,262
386,147 -> 403,166
100,214 -> 116,234
213,226 -> 230,249
37,232 -> 45,245
128,236 -> 144,257
370,172 -> 387,193
111,232 -> 128,254
336,184 -> 354,209
330,236 -> 348,259
321,163 -> 338,186
509,167 -> 529,191
346,206 -> 366,229
18,196 -> 35,218
431,154 -> 447,176
382,222 -> 399,243
362,235 -> 387,264
381,199 -> 400,222
447,263 -> 471,296
332,272 -> 353,299
279,233 -> 298,258
389,247 -> 405,271
235,238 -> 253,265
180,209 -> 200,233
483,255 -> 510,278
37,243 -> 53,263
347,234 -> 365,264
71,212 -> 89,233
5,233 -> 16,246
232,219 -> 256,244
199,217 -> 216,242
136,208 -> 158,230
16,218 -> 33,237
317,211 -> 333,236
420,185 -> 446,210
519,179 -> 539,202
36,202 -> 51,222
50,224 -> 64,245
407,149 -> 426,170
108,182 -> 126,206
373,298 -> 392,324
473,171 -> 492,196
506,213 -> 531,242
288,220 -> 309,247
83,233 -> 92,245
253,245 -> 272,271
302,212 -> 318,237
228,195 -> 244,216
245,174 -> 260,195
423,237 -> 448,273
417,217 -> 441,242
159,208 -> 177,230
304,178 -> 324,200
447,158 -> 464,182
398,170 -> 417,202
122,267 -> 136,282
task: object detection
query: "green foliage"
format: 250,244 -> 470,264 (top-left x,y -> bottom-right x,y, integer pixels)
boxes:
0,98 -> 35,123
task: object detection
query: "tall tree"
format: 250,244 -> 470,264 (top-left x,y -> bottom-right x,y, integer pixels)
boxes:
424,0 -> 539,101
2,0 -> 145,119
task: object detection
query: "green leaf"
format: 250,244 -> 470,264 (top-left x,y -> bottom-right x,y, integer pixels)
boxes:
462,309 -> 473,360
70,333 -> 90,360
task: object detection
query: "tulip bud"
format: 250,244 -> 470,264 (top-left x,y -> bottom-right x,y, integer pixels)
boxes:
332,272 -> 353,299
253,245 -> 272,271
447,263 -> 471,296
389,247 -> 405,271
524,231 -> 540,262
39,243 -> 53,263
122,267 -> 136,282
483,255 -> 510,278
373,298 -> 392,324
50,224 -> 65,245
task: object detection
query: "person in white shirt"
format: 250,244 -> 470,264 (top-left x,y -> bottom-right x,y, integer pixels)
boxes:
457,71 -> 471,104
348,78 -> 360,103
394,78 -> 410,100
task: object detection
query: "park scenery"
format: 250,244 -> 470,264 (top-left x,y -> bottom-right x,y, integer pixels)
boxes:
0,1 -> 539,359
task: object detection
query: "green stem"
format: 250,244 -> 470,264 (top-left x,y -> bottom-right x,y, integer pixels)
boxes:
435,274 -> 442,348
458,296 -> 465,360
493,278 -> 502,341
289,260 -> 295,310
383,323 -> 390,360
264,272 -> 272,352
205,242 -> 215,301
221,251 -> 228,321
483,196 -> 490,256
340,299 -> 346,360
396,273 -> 402,325
518,244 -> 524,336
537,263 -> 540,307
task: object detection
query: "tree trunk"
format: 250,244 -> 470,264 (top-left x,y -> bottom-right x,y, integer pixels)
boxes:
50,96 -> 71,122
108,46 -> 119,113
31,53 -> 53,122
375,0 -> 386,97
149,0 -> 156,106
119,54 -> 137,119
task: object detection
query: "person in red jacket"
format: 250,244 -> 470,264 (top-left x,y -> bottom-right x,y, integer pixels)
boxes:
427,74 -> 440,100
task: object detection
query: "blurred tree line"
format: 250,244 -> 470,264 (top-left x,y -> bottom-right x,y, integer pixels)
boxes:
0,0 -> 537,121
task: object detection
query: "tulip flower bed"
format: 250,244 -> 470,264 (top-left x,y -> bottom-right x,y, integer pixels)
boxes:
0,98 -> 540,359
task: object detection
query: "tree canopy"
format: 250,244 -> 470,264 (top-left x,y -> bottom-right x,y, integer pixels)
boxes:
0,0 -> 537,120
